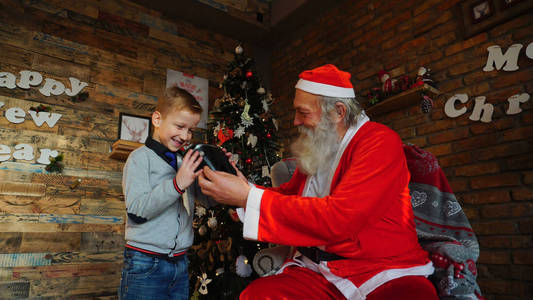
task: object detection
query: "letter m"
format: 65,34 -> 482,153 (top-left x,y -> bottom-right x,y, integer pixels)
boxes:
483,44 -> 523,72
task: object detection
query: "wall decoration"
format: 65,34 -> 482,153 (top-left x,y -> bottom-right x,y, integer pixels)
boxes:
0,70 -> 88,96
118,113 -> 152,143
166,69 -> 209,129
458,0 -> 533,38
444,93 -> 530,123
471,1 -> 493,23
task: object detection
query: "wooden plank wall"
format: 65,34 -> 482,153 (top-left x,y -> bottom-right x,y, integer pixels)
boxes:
0,0 -> 239,298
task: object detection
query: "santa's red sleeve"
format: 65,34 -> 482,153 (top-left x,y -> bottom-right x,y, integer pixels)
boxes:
242,124 -> 411,246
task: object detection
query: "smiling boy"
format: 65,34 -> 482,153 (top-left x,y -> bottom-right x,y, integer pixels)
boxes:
119,86 -> 204,300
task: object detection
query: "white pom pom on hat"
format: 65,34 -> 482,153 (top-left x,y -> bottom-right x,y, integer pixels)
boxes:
295,64 -> 355,98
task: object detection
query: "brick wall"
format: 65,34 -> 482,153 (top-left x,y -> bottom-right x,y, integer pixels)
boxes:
0,0 -> 238,298
270,0 -> 532,299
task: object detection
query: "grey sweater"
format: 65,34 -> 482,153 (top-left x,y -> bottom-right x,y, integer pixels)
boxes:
122,144 -> 196,255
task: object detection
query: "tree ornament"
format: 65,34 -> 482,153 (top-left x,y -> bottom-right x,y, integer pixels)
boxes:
236,255 -> 252,277
230,153 -> 240,165
262,99 -> 269,112
228,208 -> 240,222
234,126 -> 245,138
195,206 -> 207,218
241,102 -> 253,127
235,44 -> 243,55
266,133 -> 271,138
247,134 -> 258,148
207,211 -> 218,229
197,273 -> 212,295
421,95 -> 433,113
246,71 -> 253,78
213,122 -> 221,137
257,86 -> 266,94
246,158 -> 252,164
198,225 -> 207,236
217,128 -> 234,146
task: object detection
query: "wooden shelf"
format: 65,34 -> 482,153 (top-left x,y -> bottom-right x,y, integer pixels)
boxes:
365,84 -> 440,117
109,139 -> 143,161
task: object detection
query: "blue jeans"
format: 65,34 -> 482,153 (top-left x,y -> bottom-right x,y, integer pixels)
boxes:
119,248 -> 189,300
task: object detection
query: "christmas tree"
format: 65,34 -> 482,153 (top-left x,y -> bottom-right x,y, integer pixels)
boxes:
188,44 -> 281,299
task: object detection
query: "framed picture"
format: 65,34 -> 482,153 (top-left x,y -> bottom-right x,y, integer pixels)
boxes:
501,0 -> 524,8
470,0 -> 493,23
118,113 -> 152,143
458,0 -> 533,38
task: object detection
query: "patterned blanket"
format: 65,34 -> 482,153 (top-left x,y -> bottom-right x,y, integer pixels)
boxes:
404,144 -> 484,300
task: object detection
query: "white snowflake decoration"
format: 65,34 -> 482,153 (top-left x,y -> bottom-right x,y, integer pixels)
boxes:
195,206 -> 207,218
234,126 -> 245,138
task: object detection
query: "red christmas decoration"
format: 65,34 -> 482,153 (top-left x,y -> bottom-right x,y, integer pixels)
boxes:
245,71 -> 253,78
266,133 -> 271,138
245,158 -> 252,164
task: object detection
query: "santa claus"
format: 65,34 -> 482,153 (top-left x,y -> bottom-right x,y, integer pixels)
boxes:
199,64 -> 437,300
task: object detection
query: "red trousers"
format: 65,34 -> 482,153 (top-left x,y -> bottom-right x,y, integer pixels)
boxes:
240,266 -> 439,300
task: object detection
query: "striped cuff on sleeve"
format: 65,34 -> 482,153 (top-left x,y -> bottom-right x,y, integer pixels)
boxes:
173,177 -> 185,194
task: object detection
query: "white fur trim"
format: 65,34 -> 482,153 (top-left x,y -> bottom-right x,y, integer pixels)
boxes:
242,186 -> 264,240
296,79 -> 355,98
359,262 -> 435,296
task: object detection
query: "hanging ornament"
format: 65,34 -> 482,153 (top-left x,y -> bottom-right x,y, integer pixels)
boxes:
223,74 -> 228,80
215,267 -> 225,276
247,134 -> 258,148
257,86 -> 266,95
234,126 -> 245,138
421,95 -> 433,113
207,211 -> 218,229
262,99 -> 269,112
272,118 -> 279,131
195,206 -> 207,218
230,153 -> 240,165
198,225 -> 207,236
246,158 -> 252,164
246,71 -> 253,78
213,122 -> 221,137
266,133 -> 271,138
197,273 -> 212,295
217,128 -> 234,146
235,44 -> 243,55
236,255 -> 253,277
228,208 -> 240,222
262,165 -> 270,178
241,102 -> 253,127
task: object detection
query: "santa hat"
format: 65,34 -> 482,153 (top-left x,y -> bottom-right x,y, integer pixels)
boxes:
295,64 -> 355,98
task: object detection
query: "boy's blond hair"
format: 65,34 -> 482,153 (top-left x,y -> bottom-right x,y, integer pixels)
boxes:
156,86 -> 202,116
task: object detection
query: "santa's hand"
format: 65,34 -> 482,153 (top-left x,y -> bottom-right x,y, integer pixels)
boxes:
198,166 -> 250,207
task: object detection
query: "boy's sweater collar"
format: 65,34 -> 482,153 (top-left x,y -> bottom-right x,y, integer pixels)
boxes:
145,136 -> 180,169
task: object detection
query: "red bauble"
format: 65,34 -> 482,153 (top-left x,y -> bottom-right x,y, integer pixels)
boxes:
266,133 -> 271,138
246,71 -> 253,78
245,158 -> 252,164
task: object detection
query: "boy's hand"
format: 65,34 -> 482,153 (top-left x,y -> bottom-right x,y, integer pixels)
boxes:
175,149 -> 203,191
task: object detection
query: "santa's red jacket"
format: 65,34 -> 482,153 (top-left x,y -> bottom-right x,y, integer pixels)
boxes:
241,120 -> 433,299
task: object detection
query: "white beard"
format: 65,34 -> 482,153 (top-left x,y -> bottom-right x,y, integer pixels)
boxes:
290,116 -> 340,176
